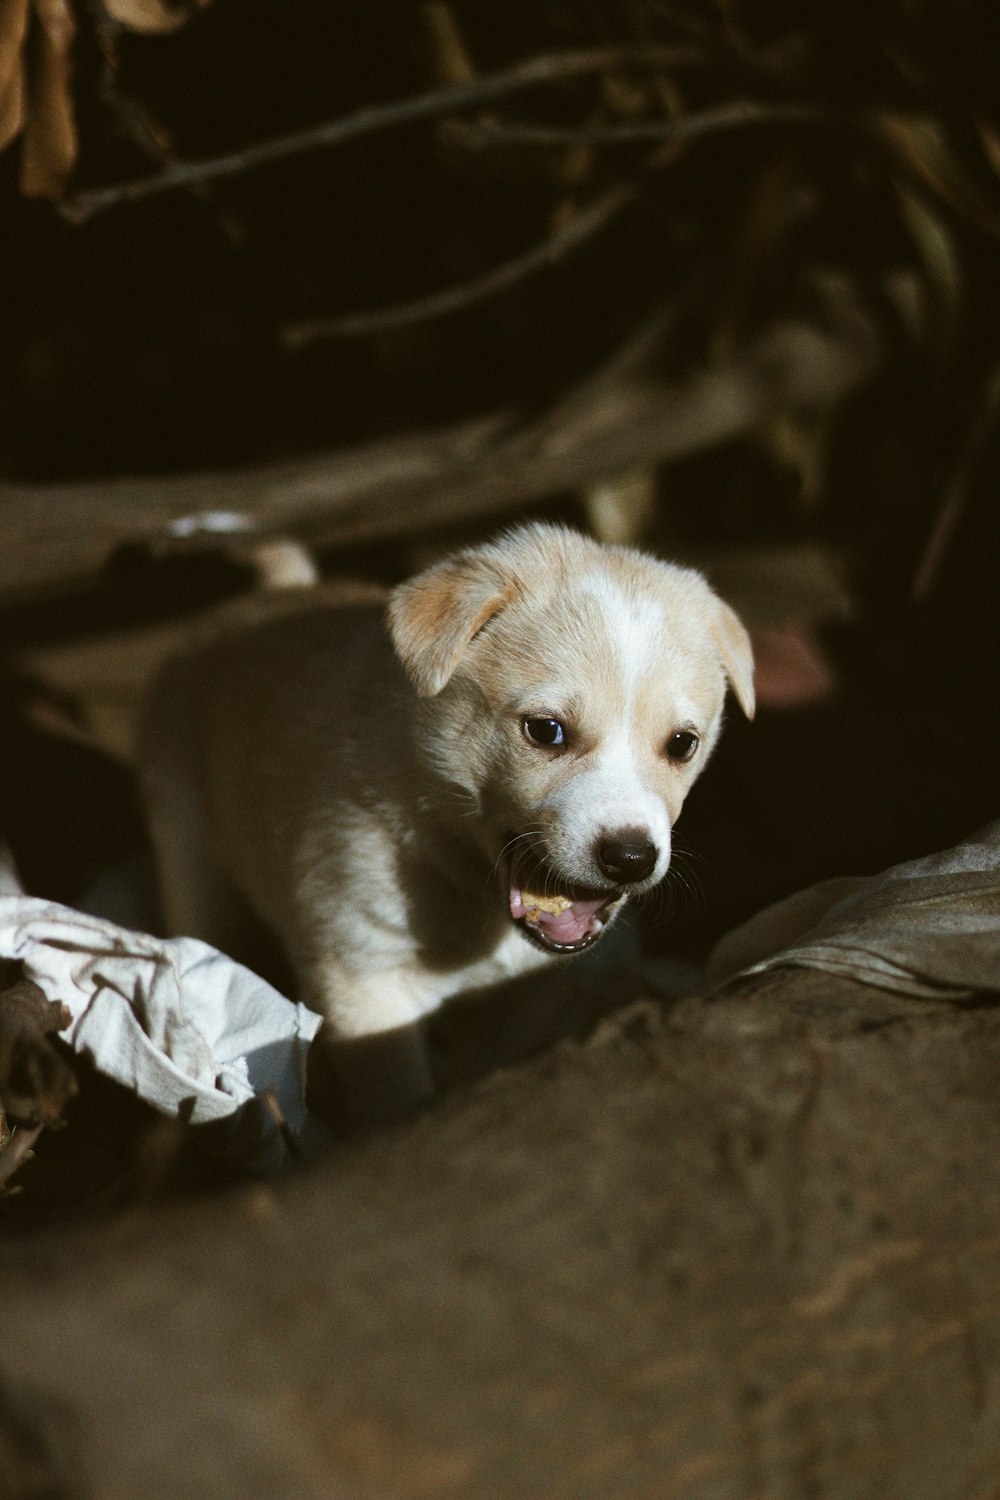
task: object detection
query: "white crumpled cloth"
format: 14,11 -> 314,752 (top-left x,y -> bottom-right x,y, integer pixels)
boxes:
708,819 -> 1000,1000
0,877 -> 322,1165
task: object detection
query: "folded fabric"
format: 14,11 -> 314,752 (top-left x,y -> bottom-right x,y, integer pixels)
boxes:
708,820 -> 1000,1000
0,892 -> 322,1165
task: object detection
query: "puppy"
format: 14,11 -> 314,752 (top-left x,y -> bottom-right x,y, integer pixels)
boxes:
140,523 -> 754,1113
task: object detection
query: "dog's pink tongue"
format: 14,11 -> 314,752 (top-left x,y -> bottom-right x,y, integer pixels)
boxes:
536,900 -> 606,945
509,885 -> 608,945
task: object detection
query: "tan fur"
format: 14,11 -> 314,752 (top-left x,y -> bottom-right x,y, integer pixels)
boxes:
389,556 -> 519,696
140,524 -> 753,1115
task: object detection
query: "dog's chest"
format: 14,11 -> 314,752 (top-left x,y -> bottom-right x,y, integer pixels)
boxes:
423,926 -> 554,1011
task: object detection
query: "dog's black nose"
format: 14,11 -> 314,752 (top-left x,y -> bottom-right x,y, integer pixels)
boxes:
597,833 -> 658,885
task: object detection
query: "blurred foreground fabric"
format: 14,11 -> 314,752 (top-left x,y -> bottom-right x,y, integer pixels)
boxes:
0,848 -> 319,1164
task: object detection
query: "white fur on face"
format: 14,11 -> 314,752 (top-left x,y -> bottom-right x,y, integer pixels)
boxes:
452,550 -> 730,892
541,730 -> 673,885
538,572 -> 675,884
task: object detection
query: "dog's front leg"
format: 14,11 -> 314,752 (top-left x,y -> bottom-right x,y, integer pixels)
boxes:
305,966 -> 440,1126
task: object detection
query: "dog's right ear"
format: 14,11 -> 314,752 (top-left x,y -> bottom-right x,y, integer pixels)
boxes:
711,597 -> 756,720
388,551 -> 517,696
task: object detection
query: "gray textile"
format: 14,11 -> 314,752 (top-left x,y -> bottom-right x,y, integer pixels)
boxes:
708,820 -> 1000,1000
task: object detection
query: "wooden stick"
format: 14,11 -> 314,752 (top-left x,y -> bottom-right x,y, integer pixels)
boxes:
0,290 -> 878,601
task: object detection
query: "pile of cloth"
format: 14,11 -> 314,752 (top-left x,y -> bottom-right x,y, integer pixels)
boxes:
0,847 -> 320,1169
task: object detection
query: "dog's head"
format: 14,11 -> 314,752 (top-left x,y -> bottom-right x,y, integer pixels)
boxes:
389,524 -> 753,954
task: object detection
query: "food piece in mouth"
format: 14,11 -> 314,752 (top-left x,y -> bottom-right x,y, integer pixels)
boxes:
508,858 -> 617,953
522,892 -> 572,918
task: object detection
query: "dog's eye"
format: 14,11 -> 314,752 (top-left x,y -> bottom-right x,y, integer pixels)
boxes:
666,729 -> 699,763
523,716 -> 566,748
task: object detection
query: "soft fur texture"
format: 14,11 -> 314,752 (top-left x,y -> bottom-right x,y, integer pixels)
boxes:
140,524 -> 753,1109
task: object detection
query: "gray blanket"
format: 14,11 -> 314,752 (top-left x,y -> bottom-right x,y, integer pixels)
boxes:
708,820 -> 1000,1000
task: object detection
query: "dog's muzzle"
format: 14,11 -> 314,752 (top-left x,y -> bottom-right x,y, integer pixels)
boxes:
506,845 -> 623,954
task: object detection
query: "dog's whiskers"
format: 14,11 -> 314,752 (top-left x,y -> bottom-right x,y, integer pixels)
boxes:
663,850 -> 706,914
483,826 -> 547,900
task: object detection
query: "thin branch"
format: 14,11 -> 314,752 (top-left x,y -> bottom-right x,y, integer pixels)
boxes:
912,362 -> 1000,602
282,179 -> 638,346
294,107 -> 825,348
442,99 -> 823,150
58,45 -> 704,222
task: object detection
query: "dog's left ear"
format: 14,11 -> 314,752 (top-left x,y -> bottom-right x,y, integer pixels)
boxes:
712,599 -> 756,719
389,551 -> 516,696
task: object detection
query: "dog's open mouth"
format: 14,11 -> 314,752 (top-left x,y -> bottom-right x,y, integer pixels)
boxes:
507,847 -> 620,954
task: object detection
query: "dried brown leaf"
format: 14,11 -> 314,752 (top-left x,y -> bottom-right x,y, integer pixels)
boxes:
0,0 -> 29,151
0,0 -> 29,90
0,66 -> 25,151
103,0 -> 211,35
20,0 -> 76,198
3,0 -> 210,197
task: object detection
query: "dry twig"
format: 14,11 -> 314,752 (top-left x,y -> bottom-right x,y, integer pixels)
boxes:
283,179 -> 639,346
58,45 -> 710,222
282,95 -> 825,347
443,98 -> 822,150
912,362 -> 1000,601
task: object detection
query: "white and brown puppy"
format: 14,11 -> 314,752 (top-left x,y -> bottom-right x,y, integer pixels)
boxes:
140,523 -> 753,1108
